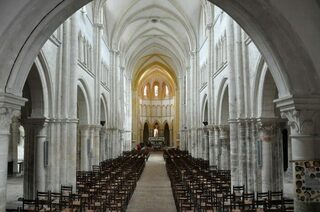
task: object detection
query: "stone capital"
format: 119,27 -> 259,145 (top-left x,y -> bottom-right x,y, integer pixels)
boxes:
111,48 -> 120,55
0,93 -> 26,131
281,109 -> 319,135
207,124 -> 215,131
22,117 -> 48,126
275,95 -> 320,135
93,23 -> 103,29
100,127 -> 107,134
213,125 -> 220,132
218,125 -> 229,132
202,126 -> 209,133
206,23 -> 213,30
0,107 -> 20,131
218,125 -> 229,140
189,50 -> 198,57
79,124 -> 91,132
256,118 -> 279,142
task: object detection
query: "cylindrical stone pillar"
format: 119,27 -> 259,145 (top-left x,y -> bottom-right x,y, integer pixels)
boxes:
257,120 -> 276,192
208,126 -> 215,166
0,108 -> 21,211
219,125 -> 230,170
79,125 -> 90,171
203,127 -> 209,161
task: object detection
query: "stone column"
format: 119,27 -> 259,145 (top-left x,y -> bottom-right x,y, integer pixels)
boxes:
89,126 -> 95,169
10,115 -> 20,175
219,125 -> 230,170
187,129 -> 192,155
180,129 -> 185,151
227,17 -> 239,186
191,128 -> 197,158
100,127 -> 106,161
0,94 -> 26,211
214,126 -> 221,168
202,126 -> 209,161
0,108 -> 19,210
197,128 -> 202,159
35,119 -> 48,192
257,119 -> 277,192
105,129 -> 111,159
238,120 -> 247,187
208,125 -> 215,166
79,125 -> 90,171
66,119 -> 78,189
246,119 -> 255,192
280,108 -> 320,212
250,119 -> 260,192
108,128 -> 118,159
23,118 -> 49,198
92,125 -> 101,165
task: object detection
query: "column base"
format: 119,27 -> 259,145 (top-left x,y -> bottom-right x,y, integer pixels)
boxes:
295,201 -> 320,212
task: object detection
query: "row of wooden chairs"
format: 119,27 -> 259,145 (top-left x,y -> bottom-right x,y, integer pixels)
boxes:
18,150 -> 150,212
164,149 -> 294,212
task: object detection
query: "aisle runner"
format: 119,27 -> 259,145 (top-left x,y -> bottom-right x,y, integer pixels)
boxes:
127,151 -> 176,212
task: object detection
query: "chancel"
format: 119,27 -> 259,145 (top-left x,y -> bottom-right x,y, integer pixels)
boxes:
1,0 -> 320,212
153,125 -> 159,137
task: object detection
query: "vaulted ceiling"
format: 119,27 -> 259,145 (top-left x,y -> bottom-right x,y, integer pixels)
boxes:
102,0 -> 210,80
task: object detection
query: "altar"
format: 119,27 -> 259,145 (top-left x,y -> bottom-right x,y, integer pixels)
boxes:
148,137 -> 165,149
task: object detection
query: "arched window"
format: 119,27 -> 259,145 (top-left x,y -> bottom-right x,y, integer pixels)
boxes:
143,85 -> 148,96
154,85 -> 159,97
165,85 -> 169,96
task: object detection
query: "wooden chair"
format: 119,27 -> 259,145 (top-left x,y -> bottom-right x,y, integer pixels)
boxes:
50,192 -> 61,211
269,191 -> 284,211
221,193 -> 234,212
242,193 -> 255,211
21,198 -> 39,212
37,191 -> 51,211
283,198 -> 294,212
256,192 -> 269,210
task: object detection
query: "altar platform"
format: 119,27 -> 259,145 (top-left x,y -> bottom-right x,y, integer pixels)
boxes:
148,137 -> 165,150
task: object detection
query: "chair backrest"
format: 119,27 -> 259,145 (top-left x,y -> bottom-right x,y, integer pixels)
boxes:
37,191 -> 50,201
257,192 -> 269,200
61,185 -> 73,196
283,198 -> 294,211
269,190 -> 283,200
22,198 -> 38,210
233,185 -> 245,196
243,193 -> 255,200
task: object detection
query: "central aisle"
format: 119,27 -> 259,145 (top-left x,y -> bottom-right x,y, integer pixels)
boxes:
126,151 -> 176,212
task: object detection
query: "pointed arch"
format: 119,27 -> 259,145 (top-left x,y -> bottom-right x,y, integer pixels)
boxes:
77,79 -> 92,124
215,78 -> 228,124
100,93 -> 108,126
34,50 -> 53,118
201,94 -> 209,123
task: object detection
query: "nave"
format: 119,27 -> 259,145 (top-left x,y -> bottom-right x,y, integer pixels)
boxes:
10,149 -> 294,212
126,152 -> 176,212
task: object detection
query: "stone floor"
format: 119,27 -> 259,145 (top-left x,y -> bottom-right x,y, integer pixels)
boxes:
6,175 -> 23,210
126,151 -> 177,212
